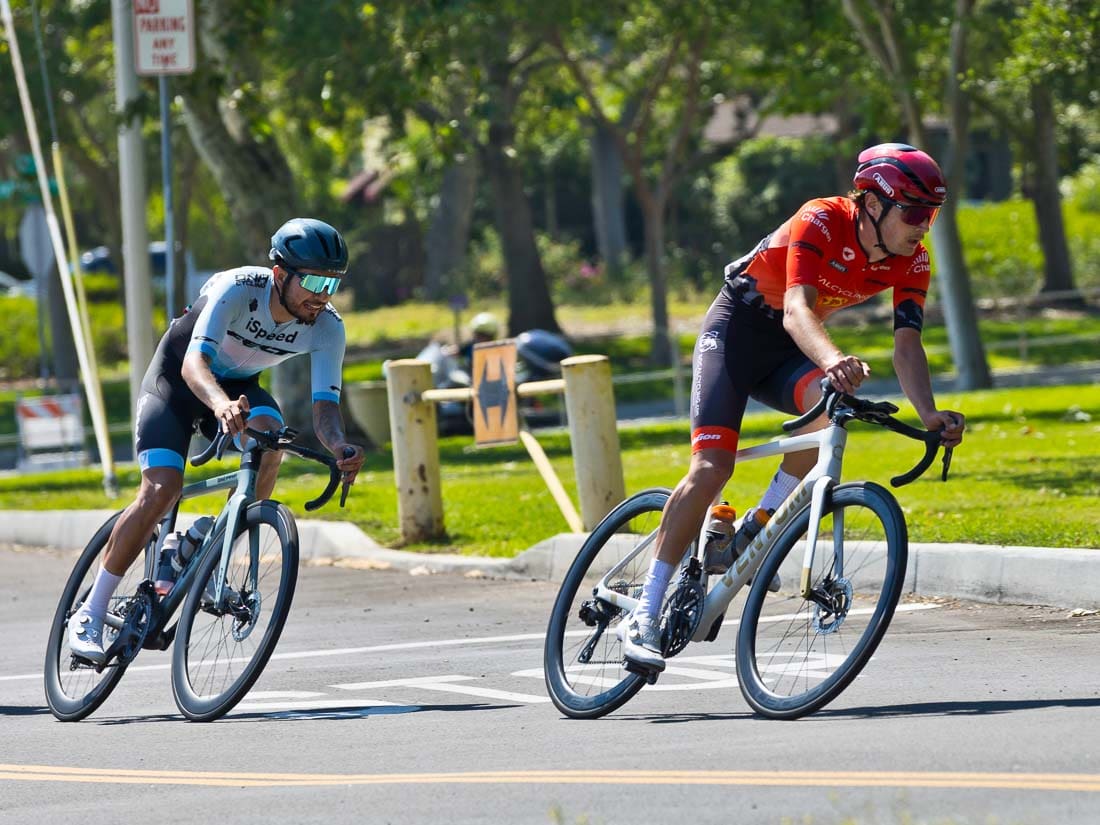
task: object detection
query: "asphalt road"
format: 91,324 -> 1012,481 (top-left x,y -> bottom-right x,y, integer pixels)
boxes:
3,545 -> 1100,824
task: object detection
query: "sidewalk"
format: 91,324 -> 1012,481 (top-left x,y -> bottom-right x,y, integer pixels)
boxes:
3,510 -> 1097,611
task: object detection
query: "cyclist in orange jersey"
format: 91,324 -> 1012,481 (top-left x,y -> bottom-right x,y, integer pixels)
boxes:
621,144 -> 967,673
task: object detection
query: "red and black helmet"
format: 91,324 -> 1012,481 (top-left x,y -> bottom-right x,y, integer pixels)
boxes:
853,143 -> 947,206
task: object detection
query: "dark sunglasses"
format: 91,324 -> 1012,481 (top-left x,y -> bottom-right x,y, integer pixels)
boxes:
286,267 -> 342,296
881,196 -> 939,227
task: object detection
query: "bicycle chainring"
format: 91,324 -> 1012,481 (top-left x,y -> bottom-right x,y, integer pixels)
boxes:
106,581 -> 157,665
660,577 -> 705,658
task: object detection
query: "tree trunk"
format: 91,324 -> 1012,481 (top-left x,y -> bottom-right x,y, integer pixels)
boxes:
423,156 -> 478,301
1029,83 -> 1078,300
481,129 -> 561,335
641,198 -> 673,367
589,123 -> 629,281
479,60 -> 560,335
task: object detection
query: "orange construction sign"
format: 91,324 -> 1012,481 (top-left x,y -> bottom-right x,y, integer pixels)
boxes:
472,340 -> 518,446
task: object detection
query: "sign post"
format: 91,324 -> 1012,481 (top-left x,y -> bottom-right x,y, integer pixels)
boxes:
134,0 -> 195,321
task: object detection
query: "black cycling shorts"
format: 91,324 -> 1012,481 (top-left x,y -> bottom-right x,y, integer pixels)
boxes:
690,283 -> 823,453
133,333 -> 283,473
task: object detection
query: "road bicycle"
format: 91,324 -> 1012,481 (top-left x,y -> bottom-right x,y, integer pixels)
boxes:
544,379 -> 953,720
44,426 -> 350,723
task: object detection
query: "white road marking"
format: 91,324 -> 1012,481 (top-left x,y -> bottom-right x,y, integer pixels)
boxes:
332,674 -> 550,704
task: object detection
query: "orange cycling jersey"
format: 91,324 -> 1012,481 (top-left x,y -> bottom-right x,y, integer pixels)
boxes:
724,196 -> 930,331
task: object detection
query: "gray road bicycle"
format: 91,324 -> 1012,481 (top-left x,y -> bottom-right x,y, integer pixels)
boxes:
44,426 -> 350,722
544,380 -> 953,720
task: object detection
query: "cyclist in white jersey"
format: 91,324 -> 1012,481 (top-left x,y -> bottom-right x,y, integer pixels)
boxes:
68,218 -> 366,664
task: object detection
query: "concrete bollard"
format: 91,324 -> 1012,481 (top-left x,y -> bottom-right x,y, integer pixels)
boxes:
561,354 -> 625,530
385,359 -> 444,542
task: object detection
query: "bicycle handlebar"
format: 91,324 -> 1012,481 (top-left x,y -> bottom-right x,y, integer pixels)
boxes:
781,378 -> 953,488
190,427 -> 352,510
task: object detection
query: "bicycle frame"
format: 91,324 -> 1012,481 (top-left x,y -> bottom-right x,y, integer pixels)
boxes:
590,420 -> 851,642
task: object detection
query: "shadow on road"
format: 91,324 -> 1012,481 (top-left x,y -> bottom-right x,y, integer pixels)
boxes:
0,705 -> 52,717
91,702 -> 516,725
816,696 -> 1100,719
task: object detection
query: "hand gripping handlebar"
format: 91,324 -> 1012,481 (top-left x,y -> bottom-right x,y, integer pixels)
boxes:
190,427 -> 352,510
782,378 -> 954,488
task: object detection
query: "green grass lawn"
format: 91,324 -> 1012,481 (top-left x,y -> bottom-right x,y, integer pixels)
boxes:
1,383 -> 1096,555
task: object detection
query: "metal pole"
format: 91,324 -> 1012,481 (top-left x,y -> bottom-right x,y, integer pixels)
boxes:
2,0 -> 116,493
159,74 -> 175,321
111,0 -> 154,433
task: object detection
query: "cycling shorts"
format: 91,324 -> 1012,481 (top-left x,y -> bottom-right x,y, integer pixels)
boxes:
690,283 -> 824,454
134,333 -> 284,473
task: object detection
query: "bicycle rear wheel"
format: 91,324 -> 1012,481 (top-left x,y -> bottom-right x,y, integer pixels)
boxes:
171,501 -> 298,721
43,513 -> 158,721
736,482 -> 907,719
544,488 -> 671,719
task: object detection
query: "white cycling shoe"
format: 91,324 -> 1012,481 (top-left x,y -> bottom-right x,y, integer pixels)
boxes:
67,610 -> 107,664
617,611 -> 665,673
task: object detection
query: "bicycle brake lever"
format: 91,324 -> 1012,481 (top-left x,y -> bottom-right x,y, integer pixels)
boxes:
941,446 -> 954,481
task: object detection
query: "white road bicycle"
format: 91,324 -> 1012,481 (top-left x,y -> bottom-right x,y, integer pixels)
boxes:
544,379 -> 954,720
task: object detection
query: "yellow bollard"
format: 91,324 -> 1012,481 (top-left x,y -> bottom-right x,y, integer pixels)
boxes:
561,355 -> 625,530
385,359 -> 445,542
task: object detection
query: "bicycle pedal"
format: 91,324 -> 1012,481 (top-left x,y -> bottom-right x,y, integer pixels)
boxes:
623,658 -> 663,684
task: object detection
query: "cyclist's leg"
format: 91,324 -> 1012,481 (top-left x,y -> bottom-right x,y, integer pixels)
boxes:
70,386 -> 190,662
622,288 -> 752,669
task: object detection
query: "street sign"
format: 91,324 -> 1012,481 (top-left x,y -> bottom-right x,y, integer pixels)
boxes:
133,0 -> 195,76
472,340 -> 518,447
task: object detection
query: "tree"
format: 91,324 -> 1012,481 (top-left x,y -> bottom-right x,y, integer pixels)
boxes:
550,1 -> 749,365
969,0 -> 1100,302
843,0 -> 992,390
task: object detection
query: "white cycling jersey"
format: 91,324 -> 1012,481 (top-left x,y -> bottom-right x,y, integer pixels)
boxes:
183,267 -> 345,402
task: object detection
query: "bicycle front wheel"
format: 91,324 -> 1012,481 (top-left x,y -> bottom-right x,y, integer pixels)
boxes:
736,482 -> 907,719
171,501 -> 298,721
544,488 -> 671,719
43,513 -> 158,721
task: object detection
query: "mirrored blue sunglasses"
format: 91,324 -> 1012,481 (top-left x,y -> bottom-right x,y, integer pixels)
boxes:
288,268 -> 342,296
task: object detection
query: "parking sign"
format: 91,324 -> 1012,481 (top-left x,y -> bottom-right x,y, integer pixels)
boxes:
133,0 -> 195,76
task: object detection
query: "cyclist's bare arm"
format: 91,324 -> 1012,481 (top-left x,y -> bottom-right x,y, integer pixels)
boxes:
783,285 -> 869,394
313,399 -> 365,483
893,328 -> 966,447
181,351 -> 249,435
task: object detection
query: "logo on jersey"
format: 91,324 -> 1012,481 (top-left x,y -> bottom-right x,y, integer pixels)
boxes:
828,260 -> 848,272
799,209 -> 832,241
842,247 -> 856,262
872,173 -> 895,197
909,250 -> 930,275
697,330 -> 721,353
249,298 -> 259,312
817,276 -> 870,302
246,318 -> 299,344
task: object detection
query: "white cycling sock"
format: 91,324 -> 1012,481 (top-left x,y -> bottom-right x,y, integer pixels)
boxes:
759,468 -> 801,513
83,567 -> 123,621
636,558 -> 675,621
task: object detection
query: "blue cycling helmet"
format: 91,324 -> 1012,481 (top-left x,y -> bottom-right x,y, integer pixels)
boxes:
269,218 -> 348,274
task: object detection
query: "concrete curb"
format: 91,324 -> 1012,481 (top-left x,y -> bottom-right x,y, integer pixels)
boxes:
2,511 -> 1097,610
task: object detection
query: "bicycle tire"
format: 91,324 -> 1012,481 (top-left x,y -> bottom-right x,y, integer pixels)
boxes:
171,501 -> 298,722
43,512 -> 157,722
736,482 -> 907,719
544,488 -> 671,719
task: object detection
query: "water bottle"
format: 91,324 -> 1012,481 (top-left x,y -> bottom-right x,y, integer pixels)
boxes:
702,502 -> 737,573
171,515 -> 214,576
732,506 -> 773,555
154,532 -> 182,596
